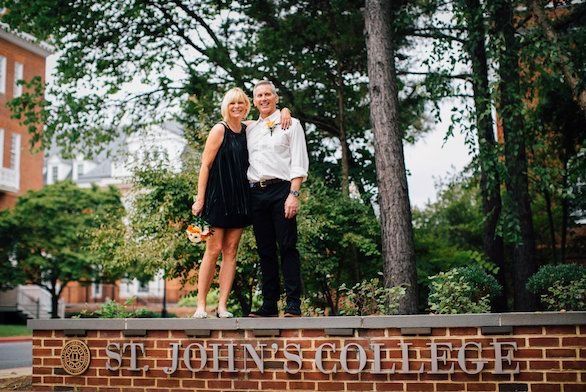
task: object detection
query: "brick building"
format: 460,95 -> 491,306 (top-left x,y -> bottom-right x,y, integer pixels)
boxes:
0,23 -> 51,209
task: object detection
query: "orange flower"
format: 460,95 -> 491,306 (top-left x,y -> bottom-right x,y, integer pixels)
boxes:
186,225 -> 202,234
186,222 -> 212,244
266,120 -> 279,136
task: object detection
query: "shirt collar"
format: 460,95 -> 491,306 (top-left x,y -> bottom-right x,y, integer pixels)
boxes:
258,110 -> 281,124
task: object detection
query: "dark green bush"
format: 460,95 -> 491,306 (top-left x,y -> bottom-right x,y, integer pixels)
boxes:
428,265 -> 502,314
526,264 -> 586,311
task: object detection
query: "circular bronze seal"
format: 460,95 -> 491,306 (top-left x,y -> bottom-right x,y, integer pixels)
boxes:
60,340 -> 91,376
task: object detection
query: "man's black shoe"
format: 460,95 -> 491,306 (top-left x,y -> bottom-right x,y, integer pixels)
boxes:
284,304 -> 302,318
248,307 -> 278,318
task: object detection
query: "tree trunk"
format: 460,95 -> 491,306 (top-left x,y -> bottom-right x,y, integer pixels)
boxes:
337,70 -> 351,196
528,0 -> 586,118
460,0 -> 508,311
493,0 -> 538,311
543,188 -> 558,263
50,280 -> 60,319
364,0 -> 418,314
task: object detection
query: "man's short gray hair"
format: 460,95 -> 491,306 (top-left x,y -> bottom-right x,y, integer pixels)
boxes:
253,80 -> 277,96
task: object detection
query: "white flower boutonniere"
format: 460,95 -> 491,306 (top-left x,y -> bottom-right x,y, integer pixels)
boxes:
266,120 -> 279,136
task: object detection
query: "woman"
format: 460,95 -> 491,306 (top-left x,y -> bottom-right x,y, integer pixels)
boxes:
191,87 -> 290,318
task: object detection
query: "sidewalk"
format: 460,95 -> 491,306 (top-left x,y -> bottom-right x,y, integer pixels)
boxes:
0,367 -> 31,391
0,367 -> 31,378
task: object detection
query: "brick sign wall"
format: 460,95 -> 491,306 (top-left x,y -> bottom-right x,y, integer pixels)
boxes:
29,313 -> 586,392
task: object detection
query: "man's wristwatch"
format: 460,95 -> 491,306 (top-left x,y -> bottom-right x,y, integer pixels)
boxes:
289,190 -> 300,197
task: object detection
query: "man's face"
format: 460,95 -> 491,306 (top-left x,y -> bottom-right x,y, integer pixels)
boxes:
253,85 -> 278,118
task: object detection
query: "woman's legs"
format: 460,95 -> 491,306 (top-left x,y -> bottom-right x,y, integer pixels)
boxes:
217,228 -> 244,314
195,228 -> 224,315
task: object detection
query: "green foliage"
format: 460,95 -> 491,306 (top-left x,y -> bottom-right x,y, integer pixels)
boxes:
413,170 -> 497,310
0,182 -> 124,316
540,279 -> 586,312
527,264 -> 586,311
73,298 -> 161,319
90,167 -> 201,283
338,276 -> 406,316
297,179 -> 382,314
428,265 -> 502,314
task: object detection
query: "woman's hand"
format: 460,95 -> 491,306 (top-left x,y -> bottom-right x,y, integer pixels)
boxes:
192,199 -> 204,216
280,107 -> 292,129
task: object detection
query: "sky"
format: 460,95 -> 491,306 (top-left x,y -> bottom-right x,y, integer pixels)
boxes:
404,110 -> 472,208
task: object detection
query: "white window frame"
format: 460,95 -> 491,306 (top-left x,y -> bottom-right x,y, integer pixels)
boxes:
10,133 -> 20,170
51,166 -> 59,183
92,283 -> 103,299
14,62 -> 23,98
0,56 -> 6,94
0,129 -> 4,166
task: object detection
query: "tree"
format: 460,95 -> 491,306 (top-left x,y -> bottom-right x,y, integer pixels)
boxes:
365,0 -> 418,314
454,0 -> 507,310
490,0 -> 539,310
0,182 -> 124,318
526,0 -> 586,117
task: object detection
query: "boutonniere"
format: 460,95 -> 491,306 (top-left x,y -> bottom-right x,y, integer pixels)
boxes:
266,120 -> 279,136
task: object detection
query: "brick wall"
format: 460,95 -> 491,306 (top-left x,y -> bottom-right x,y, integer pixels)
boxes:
29,313 -> 586,392
0,35 -> 47,209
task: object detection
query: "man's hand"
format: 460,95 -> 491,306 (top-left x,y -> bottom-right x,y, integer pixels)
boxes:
284,194 -> 299,219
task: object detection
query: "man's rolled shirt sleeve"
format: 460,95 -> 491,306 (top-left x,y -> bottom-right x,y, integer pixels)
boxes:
288,120 -> 309,181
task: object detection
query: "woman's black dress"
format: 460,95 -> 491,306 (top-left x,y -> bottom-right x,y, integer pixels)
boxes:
202,122 -> 251,228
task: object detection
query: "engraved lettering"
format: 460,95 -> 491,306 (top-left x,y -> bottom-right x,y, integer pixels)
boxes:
283,343 -> 302,374
429,342 -> 454,374
105,343 -> 121,371
316,343 -> 337,374
340,343 -> 367,374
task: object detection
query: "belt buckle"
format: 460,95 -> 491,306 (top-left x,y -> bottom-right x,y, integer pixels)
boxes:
259,179 -> 267,188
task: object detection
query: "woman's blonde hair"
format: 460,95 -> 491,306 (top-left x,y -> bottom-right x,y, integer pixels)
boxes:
220,87 -> 251,121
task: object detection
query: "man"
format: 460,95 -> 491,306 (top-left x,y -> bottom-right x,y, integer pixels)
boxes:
247,80 -> 309,317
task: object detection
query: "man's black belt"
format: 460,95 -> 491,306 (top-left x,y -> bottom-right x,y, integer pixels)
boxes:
250,178 -> 287,189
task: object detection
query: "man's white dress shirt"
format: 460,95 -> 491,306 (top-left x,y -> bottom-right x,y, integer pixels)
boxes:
246,110 -> 309,183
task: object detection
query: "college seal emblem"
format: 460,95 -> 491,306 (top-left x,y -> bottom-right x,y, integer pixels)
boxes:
60,340 -> 91,375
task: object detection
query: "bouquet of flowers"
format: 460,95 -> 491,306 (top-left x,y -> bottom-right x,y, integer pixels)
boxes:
186,216 -> 212,244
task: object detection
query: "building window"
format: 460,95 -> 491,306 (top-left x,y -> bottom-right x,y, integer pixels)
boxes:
0,56 -> 6,94
10,134 -> 20,169
0,129 -> 4,166
51,166 -> 58,183
77,163 -> 84,177
92,283 -> 103,299
138,281 -> 149,293
14,62 -> 23,98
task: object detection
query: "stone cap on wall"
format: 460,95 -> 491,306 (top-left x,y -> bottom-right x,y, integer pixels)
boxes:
28,311 -> 586,331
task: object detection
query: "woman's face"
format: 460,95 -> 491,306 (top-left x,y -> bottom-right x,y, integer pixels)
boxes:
228,99 -> 247,121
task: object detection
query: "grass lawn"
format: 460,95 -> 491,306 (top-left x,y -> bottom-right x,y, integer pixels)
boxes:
0,324 -> 31,337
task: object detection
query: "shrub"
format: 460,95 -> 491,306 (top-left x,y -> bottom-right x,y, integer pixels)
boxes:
338,276 -> 406,316
428,265 -> 502,314
72,298 -> 162,318
526,264 -> 586,311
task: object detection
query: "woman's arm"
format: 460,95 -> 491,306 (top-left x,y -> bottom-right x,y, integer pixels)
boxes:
192,124 -> 224,216
280,107 -> 292,129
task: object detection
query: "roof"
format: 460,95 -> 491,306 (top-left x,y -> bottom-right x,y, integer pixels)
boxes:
0,23 -> 53,58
